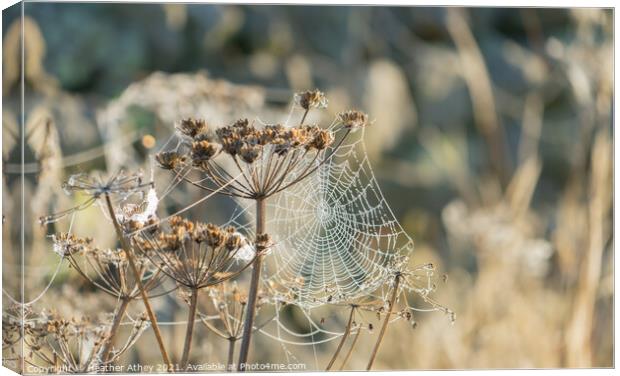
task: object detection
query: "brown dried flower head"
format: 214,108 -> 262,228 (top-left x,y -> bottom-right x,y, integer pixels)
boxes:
191,140 -> 219,164
155,151 -> 186,170
135,217 -> 251,289
294,89 -> 328,110
52,233 -> 94,257
239,144 -> 262,163
176,118 -> 208,139
255,233 -> 272,249
169,215 -> 195,237
338,110 -> 369,129
309,129 -> 334,150
203,223 -> 226,247
225,227 -> 243,251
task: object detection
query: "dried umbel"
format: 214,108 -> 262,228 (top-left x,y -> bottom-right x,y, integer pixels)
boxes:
133,217 -> 254,289
52,233 -> 167,300
2,304 -> 35,356
51,232 -> 94,257
40,170 -> 153,225
23,312 -> 148,373
154,90 -> 365,200
61,170 -> 151,199
176,118 -> 208,139
156,151 -> 187,170
134,217 -> 257,370
294,89 -> 328,110
338,110 -> 369,129
199,282 -> 271,371
199,282 -> 270,340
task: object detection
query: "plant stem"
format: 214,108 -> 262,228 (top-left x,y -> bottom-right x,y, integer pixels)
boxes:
99,297 -> 130,363
227,338 -> 236,372
326,306 -> 355,371
104,194 -> 173,371
180,287 -> 199,370
300,108 -> 309,125
339,325 -> 361,371
366,273 -> 401,371
237,198 -> 266,371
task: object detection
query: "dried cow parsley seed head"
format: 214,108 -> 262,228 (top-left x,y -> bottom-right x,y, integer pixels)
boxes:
63,170 -> 148,197
155,151 -> 186,170
309,129 -> 334,150
255,233 -> 272,249
225,229 -> 243,251
204,223 -> 226,247
338,110 -> 369,129
176,118 -> 208,138
191,140 -> 219,164
52,233 -> 94,257
134,218 -> 250,289
294,89 -> 328,110
239,144 -> 262,163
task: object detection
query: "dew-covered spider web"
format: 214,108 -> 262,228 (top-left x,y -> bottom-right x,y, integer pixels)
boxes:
262,126 -> 413,308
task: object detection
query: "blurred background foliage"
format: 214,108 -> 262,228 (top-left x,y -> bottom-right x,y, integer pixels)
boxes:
2,4 -> 612,370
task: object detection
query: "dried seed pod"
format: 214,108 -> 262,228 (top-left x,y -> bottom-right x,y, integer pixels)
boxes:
191,140 -> 219,163
255,233 -> 272,248
225,231 -> 243,251
156,151 -> 186,170
204,224 -> 226,247
294,89 -> 328,110
309,129 -> 334,150
338,110 -> 369,129
239,144 -> 262,163
176,118 -> 207,138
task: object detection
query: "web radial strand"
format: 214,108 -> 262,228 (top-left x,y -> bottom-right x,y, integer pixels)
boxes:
262,127 -> 414,309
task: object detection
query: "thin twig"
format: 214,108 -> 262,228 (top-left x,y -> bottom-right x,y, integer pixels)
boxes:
339,326 -> 361,371
98,297 -> 130,363
366,273 -> 401,370
326,305 -> 356,371
104,194 -> 173,371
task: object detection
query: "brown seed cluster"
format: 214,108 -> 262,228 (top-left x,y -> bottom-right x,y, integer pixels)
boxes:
138,216 -> 242,253
155,151 -> 186,170
215,120 -> 335,161
154,89 -> 360,201
294,89 -> 328,110
52,233 -> 94,257
124,216 -> 160,234
255,233 -> 273,249
52,232 -> 161,299
158,119 -> 335,170
338,110 -> 369,129
176,118 -> 208,139
134,216 -> 251,289
191,140 -> 220,166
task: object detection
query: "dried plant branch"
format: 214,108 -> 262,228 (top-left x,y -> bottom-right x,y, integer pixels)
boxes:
237,198 -> 266,369
103,193 -> 173,371
180,287 -> 199,369
326,305 -> 356,371
366,273 -> 401,370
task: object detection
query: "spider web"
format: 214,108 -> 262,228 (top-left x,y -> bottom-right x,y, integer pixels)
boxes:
263,126 -> 413,308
